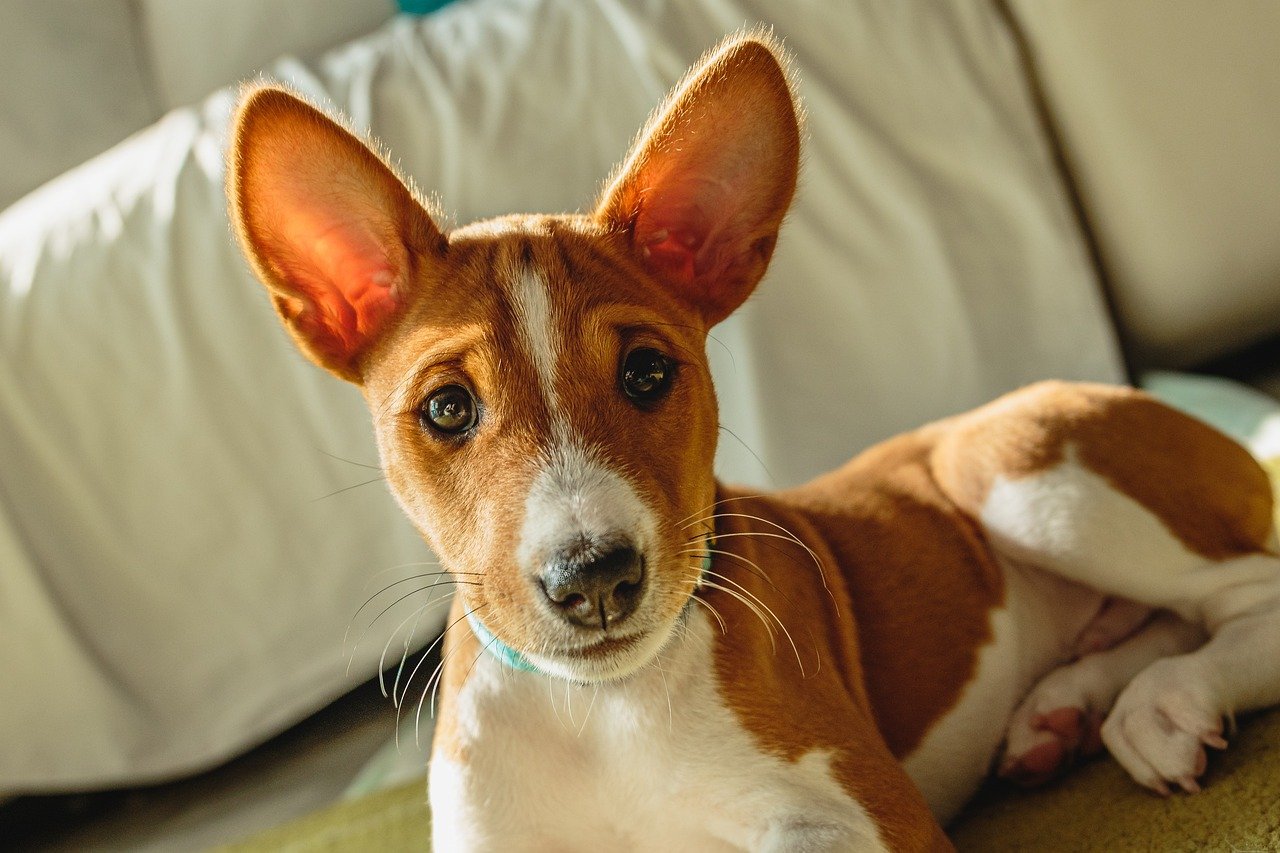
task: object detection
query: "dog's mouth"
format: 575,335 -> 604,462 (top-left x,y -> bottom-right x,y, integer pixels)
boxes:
560,632 -> 645,659
519,614 -> 682,683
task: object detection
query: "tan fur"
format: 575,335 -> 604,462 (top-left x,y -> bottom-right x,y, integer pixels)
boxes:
700,487 -> 964,850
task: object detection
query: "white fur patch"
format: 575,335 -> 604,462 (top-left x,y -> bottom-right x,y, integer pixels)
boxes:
430,608 -> 889,851
979,446 -> 1207,613
516,442 -> 655,572
971,446 -> 1280,796
510,267 -> 560,414
902,560 -> 1104,821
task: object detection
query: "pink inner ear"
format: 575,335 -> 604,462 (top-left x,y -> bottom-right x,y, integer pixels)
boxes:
633,172 -> 739,289
277,207 -> 403,358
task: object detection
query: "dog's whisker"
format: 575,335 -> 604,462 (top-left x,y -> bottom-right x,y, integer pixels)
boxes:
317,448 -> 382,471
376,591 -> 457,699
422,634 -> 497,748
389,605 -> 430,703
406,604 -> 488,733
679,530 -> 811,582
390,591 -> 473,706
683,607 -> 724,647
547,668 -> 566,730
677,546 -> 785,595
360,562 -> 481,593
717,424 -> 776,486
674,494 -> 770,529
636,320 -> 736,370
358,560 -> 447,593
697,579 -> 778,656
372,601 -> 431,693
689,527 -> 837,614
804,625 -> 824,678
347,576 -> 467,665
345,572 -> 472,648
702,568 -> 807,678
656,658 -> 675,733
311,475 -> 388,502
374,366 -> 425,421
683,511 -> 816,559
576,683 -> 600,738
422,602 -> 507,726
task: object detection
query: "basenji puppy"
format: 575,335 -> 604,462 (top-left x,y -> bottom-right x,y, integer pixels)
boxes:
227,31 -> 1280,852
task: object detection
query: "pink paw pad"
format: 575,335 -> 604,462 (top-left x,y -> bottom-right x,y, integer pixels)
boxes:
999,707 -> 1105,787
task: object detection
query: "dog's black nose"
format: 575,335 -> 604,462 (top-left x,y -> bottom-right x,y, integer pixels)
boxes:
540,542 -> 645,630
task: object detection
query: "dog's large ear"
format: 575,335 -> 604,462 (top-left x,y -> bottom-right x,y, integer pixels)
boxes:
228,87 -> 445,383
595,34 -> 800,327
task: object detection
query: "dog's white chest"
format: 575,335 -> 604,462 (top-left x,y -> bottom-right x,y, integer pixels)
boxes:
430,610 -> 886,852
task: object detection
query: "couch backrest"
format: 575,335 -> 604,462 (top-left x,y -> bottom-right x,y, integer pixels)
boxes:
1008,0 -> 1280,369
0,0 -> 394,211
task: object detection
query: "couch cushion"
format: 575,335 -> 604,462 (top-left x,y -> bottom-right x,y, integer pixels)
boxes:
138,0 -> 395,110
0,0 -> 1120,793
0,0 -> 157,210
0,0 -> 395,212
1006,0 -> 1280,368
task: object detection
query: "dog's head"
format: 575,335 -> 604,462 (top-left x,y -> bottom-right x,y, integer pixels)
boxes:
228,34 -> 800,681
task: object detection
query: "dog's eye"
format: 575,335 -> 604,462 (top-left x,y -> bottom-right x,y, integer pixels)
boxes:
620,348 -> 675,403
421,385 -> 478,435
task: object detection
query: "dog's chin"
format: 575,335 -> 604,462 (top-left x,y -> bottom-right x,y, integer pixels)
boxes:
523,617 -> 680,683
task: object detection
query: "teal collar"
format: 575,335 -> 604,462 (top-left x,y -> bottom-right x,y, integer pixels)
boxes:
698,533 -> 716,580
467,608 -> 539,673
469,535 -> 715,674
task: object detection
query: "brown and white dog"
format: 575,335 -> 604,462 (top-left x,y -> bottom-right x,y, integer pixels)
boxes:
228,32 -> 1280,852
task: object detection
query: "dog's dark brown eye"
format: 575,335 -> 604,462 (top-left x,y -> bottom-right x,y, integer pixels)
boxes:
620,348 -> 675,403
421,385 -> 477,435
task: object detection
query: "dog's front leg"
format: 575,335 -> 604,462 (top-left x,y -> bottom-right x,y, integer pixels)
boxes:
758,818 -> 884,853
429,748 -> 565,853
747,772 -> 952,853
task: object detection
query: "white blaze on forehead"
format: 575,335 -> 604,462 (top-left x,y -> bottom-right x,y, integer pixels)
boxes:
517,442 -> 656,576
510,266 -> 560,413
508,266 -> 657,583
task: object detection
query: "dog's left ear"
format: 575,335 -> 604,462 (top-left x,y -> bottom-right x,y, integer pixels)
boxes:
595,34 -> 801,327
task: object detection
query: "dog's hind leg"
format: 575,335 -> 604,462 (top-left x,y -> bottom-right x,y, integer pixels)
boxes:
931,382 -> 1280,793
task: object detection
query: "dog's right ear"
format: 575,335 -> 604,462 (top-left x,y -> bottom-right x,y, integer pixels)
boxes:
228,86 -> 445,383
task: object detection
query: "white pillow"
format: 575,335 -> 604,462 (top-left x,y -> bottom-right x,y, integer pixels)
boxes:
0,0 -> 1122,793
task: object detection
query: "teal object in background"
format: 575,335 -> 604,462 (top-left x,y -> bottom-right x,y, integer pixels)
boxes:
398,0 -> 458,13
1141,370 -> 1280,448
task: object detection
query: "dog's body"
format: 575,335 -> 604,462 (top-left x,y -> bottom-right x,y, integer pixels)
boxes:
229,33 -> 1280,852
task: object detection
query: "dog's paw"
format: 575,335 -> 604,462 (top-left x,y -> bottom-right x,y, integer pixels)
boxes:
999,665 -> 1107,786
1101,657 -> 1227,795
